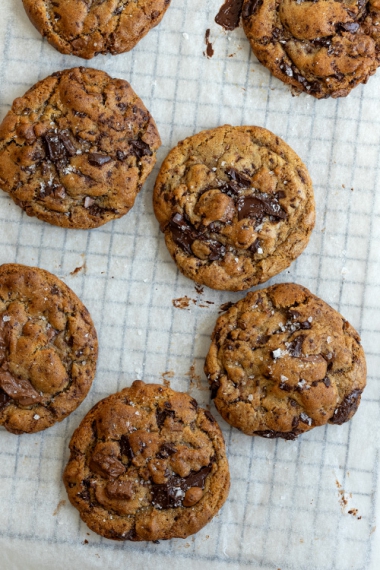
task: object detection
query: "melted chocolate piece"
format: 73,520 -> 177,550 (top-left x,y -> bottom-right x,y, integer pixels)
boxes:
168,214 -> 198,255
329,389 -> 362,424
151,465 -> 212,509
0,370 -> 42,406
88,153 -> 112,167
299,321 -> 312,330
210,379 -> 220,399
242,0 -> 263,18
204,410 -> 216,423
287,335 -> 305,358
78,479 -> 91,502
105,479 -> 134,500
279,61 -> 322,94
254,429 -> 300,440
156,407 -> 175,428
226,167 -> 251,188
90,451 -> 125,479
215,0 -> 244,30
0,389 -> 11,411
337,22 -> 360,33
130,139 -> 153,159
120,435 -> 134,461
237,195 -> 287,222
208,239 -> 226,261
157,443 -> 177,459
44,130 -> 76,164
219,301 -> 234,312
204,29 -> 214,58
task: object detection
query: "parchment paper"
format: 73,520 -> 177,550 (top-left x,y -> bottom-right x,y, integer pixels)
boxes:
1,1 -> 380,568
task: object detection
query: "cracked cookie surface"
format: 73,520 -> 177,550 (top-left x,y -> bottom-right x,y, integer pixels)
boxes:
22,0 -> 171,59
242,0 -> 380,98
153,125 -> 315,291
0,264 -> 98,434
205,283 -> 366,438
63,380 -> 230,541
0,67 -> 161,229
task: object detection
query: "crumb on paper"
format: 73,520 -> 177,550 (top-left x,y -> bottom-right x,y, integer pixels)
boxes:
195,284 -> 204,295
186,361 -> 207,391
173,296 -> 192,309
161,370 -> 174,387
53,499 -> 66,516
82,539 -> 89,545
336,478 -> 361,519
70,261 -> 86,276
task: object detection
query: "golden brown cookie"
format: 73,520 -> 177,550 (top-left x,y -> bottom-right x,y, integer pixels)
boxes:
242,0 -> 380,98
22,0 -> 171,59
0,264 -> 98,434
205,283 -> 366,438
63,381 -> 230,541
0,67 -> 161,229
153,125 -> 315,291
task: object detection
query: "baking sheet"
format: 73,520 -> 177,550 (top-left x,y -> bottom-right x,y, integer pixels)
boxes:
1,0 -> 380,568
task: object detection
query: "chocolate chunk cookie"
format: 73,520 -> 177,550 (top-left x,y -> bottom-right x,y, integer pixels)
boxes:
242,0 -> 380,98
0,67 -> 161,229
0,264 -> 98,434
22,0 -> 171,59
153,125 -> 315,291
205,283 -> 366,438
63,381 -> 230,541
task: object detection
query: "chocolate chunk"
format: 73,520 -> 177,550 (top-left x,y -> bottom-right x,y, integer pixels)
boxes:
287,335 -> 305,358
237,195 -> 287,222
130,139 -> 153,159
120,435 -> 134,461
329,389 -> 362,425
88,153 -> 112,167
204,410 -> 216,423
78,479 -> 91,502
124,527 -> 138,541
215,0 -> 244,31
90,450 -> 125,479
338,22 -> 360,33
210,379 -> 220,399
157,443 -> 177,459
323,376 -> 331,387
299,321 -> 312,330
156,407 -> 175,428
0,370 -> 43,406
168,213 -> 198,255
292,416 -> 299,428
250,237 -> 261,253
44,130 -> 76,162
242,0 -> 263,18
0,389 -> 11,410
219,302 -> 234,313
204,29 -> 214,58
254,429 -> 299,440
105,479 -> 134,500
151,465 -> 212,509
208,239 -> 226,261
226,167 -> 251,188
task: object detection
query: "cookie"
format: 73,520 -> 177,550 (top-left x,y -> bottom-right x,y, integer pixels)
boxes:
153,125 -> 315,291
0,67 -> 161,229
205,283 -> 366,438
0,264 -> 98,434
242,0 -> 380,98
63,380 -> 230,541
22,0 -> 171,59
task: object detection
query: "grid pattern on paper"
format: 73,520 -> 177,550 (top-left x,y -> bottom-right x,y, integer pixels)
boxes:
0,0 -> 379,568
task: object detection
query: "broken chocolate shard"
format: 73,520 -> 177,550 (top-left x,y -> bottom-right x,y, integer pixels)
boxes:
120,434 -> 135,461
204,410 -> 216,423
210,379 -> 220,399
130,139 -> 153,159
242,0 -> 263,18
0,370 -> 43,407
337,22 -> 360,33
237,195 -> 287,222
168,213 -> 198,256
157,442 -> 177,459
0,389 -> 11,411
151,465 -> 212,509
287,335 -> 305,358
88,153 -> 112,167
215,0 -> 244,31
226,167 -> 251,188
329,389 -> 362,425
254,429 -> 300,440
156,407 -> 175,428
208,239 -> 226,261
90,450 -> 125,479
44,130 -> 76,163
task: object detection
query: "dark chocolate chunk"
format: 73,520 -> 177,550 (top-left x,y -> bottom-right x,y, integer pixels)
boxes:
120,434 -> 134,461
0,389 -> 11,411
130,139 -> 153,159
254,429 -> 300,440
226,167 -> 251,188
219,302 -> 234,313
78,479 -> 91,502
204,410 -> 216,423
151,465 -> 212,509
337,22 -> 360,33
287,335 -> 305,358
90,450 -> 125,479
88,153 -> 112,167
215,0 -> 244,31
323,376 -> 331,387
210,379 -> 220,399
242,0 -> 263,18
157,443 -> 177,459
237,195 -> 287,222
156,407 -> 175,428
208,239 -> 226,261
299,321 -> 312,330
168,213 -> 198,255
0,370 -> 43,406
329,389 -> 362,425
204,29 -> 214,58
44,130 -> 76,163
